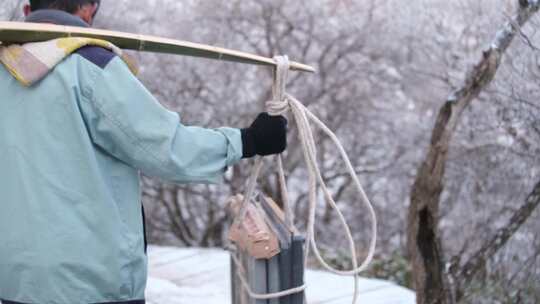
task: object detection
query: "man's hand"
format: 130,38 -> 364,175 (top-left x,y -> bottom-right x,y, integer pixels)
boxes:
241,113 -> 288,158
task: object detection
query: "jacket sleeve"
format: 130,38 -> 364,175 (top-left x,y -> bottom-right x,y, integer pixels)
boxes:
78,56 -> 243,184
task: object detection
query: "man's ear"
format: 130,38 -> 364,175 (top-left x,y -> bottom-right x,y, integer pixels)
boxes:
23,4 -> 32,16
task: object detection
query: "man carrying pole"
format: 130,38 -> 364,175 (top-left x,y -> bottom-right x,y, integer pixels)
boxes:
0,1 -> 288,303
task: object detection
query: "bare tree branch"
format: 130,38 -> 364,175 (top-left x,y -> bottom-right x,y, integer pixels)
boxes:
452,179 -> 540,301
407,1 -> 540,303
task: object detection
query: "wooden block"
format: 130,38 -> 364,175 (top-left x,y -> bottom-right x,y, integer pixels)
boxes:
260,196 -> 287,224
248,256 -> 268,304
230,255 -> 239,304
278,245 -> 292,304
241,252 -> 250,304
290,235 -> 306,304
256,201 -> 291,250
267,254 -> 281,304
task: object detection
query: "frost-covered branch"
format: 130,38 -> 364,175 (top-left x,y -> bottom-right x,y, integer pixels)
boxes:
491,0 -> 540,50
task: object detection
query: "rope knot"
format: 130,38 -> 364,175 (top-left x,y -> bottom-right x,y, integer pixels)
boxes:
266,56 -> 290,116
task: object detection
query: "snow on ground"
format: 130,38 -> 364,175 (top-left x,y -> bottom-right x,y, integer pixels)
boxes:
146,246 -> 415,304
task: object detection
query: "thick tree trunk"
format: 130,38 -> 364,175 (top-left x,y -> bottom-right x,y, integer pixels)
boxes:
407,1 -> 540,304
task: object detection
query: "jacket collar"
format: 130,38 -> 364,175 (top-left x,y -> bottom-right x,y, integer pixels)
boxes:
25,9 -> 89,28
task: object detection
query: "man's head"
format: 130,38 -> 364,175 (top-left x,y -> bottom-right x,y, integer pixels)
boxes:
24,0 -> 100,25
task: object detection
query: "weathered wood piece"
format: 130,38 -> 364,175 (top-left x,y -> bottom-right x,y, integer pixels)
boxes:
0,21 -> 315,73
228,195 -> 281,260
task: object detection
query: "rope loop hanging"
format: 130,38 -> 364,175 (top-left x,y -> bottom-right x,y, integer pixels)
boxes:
231,55 -> 377,304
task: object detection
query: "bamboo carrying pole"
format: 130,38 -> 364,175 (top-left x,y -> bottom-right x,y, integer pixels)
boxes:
0,21 -> 315,73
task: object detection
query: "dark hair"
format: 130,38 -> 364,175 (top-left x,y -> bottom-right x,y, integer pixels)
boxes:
30,0 -> 100,14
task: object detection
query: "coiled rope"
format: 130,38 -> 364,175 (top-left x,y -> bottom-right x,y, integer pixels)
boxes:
231,56 -> 377,304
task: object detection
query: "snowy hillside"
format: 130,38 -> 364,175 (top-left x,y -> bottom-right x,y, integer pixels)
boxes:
146,246 -> 416,304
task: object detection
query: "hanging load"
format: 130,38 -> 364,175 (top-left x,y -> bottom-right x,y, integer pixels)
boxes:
227,57 -> 377,304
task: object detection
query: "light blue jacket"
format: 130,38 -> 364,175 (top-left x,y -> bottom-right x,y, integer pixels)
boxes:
0,25 -> 243,304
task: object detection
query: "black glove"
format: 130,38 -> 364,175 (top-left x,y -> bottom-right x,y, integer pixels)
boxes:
241,112 -> 288,158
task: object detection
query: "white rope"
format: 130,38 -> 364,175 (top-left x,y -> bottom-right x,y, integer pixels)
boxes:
231,56 -> 377,304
